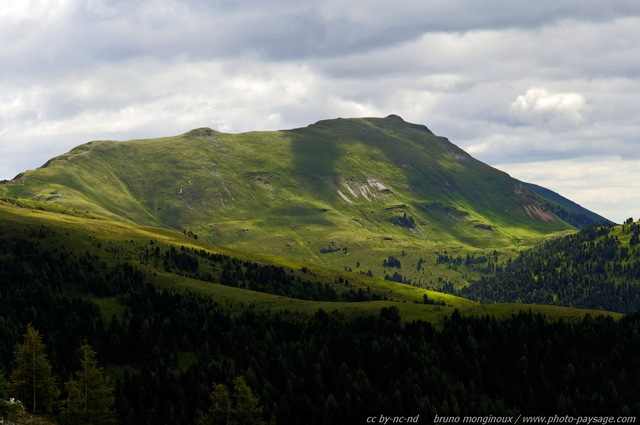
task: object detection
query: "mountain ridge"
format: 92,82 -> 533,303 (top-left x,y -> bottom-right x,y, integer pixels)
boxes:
523,181 -> 612,228
0,115 -> 608,287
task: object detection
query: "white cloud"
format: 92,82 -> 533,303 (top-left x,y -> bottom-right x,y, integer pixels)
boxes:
0,0 -> 69,21
0,56 -> 333,177
510,87 -> 587,125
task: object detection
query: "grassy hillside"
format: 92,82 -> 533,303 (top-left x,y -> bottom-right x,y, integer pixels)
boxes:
0,197 -> 619,326
1,116 -> 591,288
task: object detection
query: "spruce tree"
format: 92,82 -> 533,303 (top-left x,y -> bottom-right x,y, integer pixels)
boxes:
232,376 -> 265,425
60,344 -> 116,425
10,324 -> 59,414
199,377 -> 266,425
199,383 -> 231,425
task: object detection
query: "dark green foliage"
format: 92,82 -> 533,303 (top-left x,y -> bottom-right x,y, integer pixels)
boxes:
0,369 -> 8,400
147,244 -> 383,302
230,376 -> 266,425
459,224 -> 640,313
10,325 -> 60,414
384,271 -> 409,284
199,383 -> 231,425
0,235 -> 119,371
319,242 -> 345,254
389,213 -> 415,228
3,221 -> 640,424
437,253 -> 463,266
319,247 -> 342,253
436,252 -> 495,273
0,368 -> 20,420
383,255 -> 401,269
3,254 -> 640,422
465,254 -> 488,265
111,285 -> 640,422
60,344 -> 116,425
421,294 -> 445,306
165,246 -> 199,273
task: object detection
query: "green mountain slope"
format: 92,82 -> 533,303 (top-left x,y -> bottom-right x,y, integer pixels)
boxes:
459,221 -> 640,313
0,115 -> 605,286
0,197 -> 471,322
523,182 -> 614,228
0,197 -> 618,324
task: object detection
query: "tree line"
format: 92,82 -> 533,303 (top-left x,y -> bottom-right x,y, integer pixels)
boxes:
141,243 -> 385,302
456,223 -> 640,313
2,223 -> 640,423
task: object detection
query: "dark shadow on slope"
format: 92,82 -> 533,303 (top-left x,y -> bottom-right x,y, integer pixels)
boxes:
287,119 -> 346,197
287,115 -> 461,201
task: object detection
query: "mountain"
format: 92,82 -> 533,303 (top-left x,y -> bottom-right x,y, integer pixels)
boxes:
523,182 -> 613,228
0,115 -> 607,287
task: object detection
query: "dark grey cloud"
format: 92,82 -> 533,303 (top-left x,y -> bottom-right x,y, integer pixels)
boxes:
6,0 -> 640,70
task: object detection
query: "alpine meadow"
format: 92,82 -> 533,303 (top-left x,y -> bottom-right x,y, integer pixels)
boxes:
1,115 -> 639,424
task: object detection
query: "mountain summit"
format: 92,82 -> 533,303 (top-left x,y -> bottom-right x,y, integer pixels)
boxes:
1,115 -> 609,285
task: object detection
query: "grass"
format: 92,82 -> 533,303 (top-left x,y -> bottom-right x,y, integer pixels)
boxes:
92,297 -> 125,322
0,198 -> 620,331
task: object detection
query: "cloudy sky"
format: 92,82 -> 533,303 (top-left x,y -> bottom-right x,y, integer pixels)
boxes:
2,0 -> 640,223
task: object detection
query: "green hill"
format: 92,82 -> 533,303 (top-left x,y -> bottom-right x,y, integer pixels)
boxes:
0,115 -> 605,287
0,197 -> 618,325
459,220 -> 640,313
0,196 -> 472,322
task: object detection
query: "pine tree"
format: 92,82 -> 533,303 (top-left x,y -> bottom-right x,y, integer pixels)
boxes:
60,344 -> 116,425
232,376 -> 265,425
199,383 -> 231,425
10,324 -> 59,414
199,376 -> 266,425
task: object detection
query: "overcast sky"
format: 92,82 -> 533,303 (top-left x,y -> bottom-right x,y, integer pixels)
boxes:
2,0 -> 640,223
